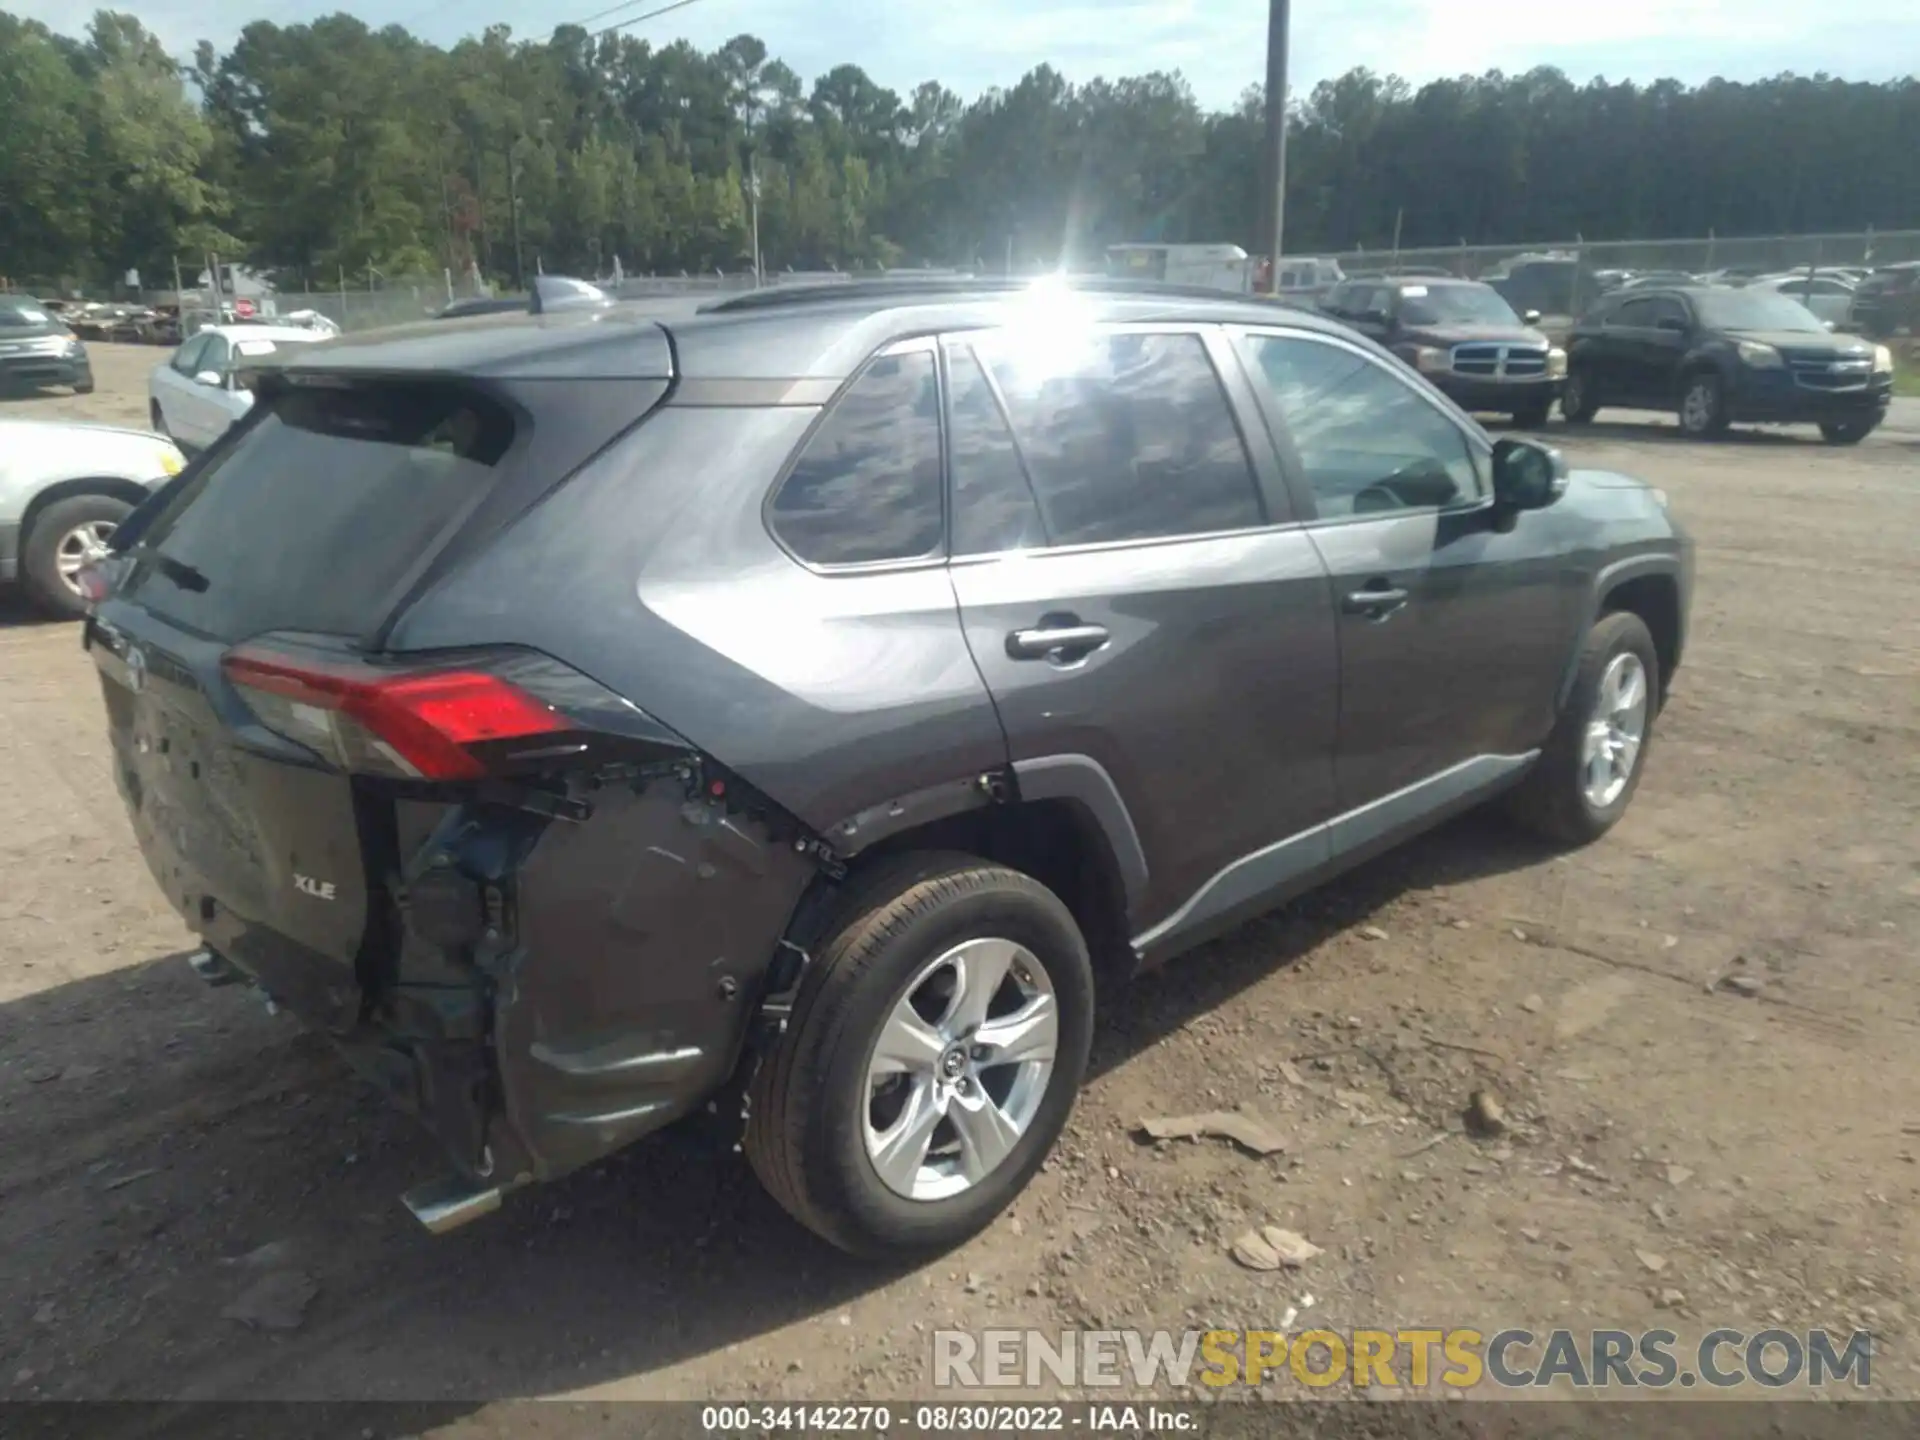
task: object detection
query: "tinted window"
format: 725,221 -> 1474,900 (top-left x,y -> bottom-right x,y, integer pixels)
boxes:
1248,334 -> 1480,519
1612,297 -> 1658,327
972,330 -> 1262,547
1646,297 -> 1689,328
121,382 -> 515,641
770,349 -> 942,566
1692,288 -> 1826,333
945,342 -> 1047,556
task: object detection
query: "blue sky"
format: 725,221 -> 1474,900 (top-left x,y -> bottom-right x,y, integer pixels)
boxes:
23,0 -> 1917,106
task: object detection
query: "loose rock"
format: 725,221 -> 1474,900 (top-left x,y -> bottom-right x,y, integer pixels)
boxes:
1521,994 -> 1545,1014
1656,1288 -> 1687,1310
1230,1226 -> 1322,1271
221,1270 -> 318,1331
1137,1109 -> 1288,1157
1360,926 -> 1389,941
1464,1089 -> 1507,1136
1636,1249 -> 1669,1274
1718,974 -> 1764,997
1666,1165 -> 1694,1187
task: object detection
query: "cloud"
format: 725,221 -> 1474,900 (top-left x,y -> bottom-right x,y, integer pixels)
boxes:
13,0 -> 1916,106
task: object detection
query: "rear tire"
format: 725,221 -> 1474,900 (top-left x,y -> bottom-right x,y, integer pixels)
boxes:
1559,368 -> 1599,423
744,853 -> 1094,1259
1510,398 -> 1552,429
1819,420 -> 1875,446
1506,611 -> 1661,846
20,493 -> 131,619
1677,371 -> 1729,438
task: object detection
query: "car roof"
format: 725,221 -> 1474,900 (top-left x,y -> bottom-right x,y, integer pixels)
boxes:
1375,275 -> 1482,288
281,278 -> 1360,384
194,324 -> 330,343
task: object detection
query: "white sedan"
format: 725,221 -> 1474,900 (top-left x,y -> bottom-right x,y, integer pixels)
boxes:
0,419 -> 185,617
147,324 -> 330,450
1744,273 -> 1857,327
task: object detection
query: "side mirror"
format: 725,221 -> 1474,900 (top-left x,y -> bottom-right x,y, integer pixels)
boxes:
1823,320 -> 1837,332
1492,437 -> 1569,512
1523,309 -> 1543,326
1361,308 -> 1391,328
1656,317 -> 1688,334
194,368 -> 224,387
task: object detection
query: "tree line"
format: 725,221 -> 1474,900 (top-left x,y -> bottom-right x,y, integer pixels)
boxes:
4,8 -> 1918,292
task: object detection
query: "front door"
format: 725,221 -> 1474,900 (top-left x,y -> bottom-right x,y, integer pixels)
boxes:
1614,295 -> 1691,406
1234,326 -> 1581,850
943,324 -> 1341,945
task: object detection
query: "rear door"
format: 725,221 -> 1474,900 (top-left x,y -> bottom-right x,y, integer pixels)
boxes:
943,323 -> 1340,947
1234,325 -> 1579,837
1621,294 -> 1692,404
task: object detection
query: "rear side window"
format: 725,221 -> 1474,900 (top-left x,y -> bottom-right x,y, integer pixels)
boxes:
770,349 -> 943,566
970,330 -> 1262,547
121,381 -> 514,641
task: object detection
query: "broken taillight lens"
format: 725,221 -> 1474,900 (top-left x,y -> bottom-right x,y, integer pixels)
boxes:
222,645 -> 576,780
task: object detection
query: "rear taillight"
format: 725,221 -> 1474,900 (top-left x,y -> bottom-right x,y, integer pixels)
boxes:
222,645 -> 576,779
75,563 -> 115,604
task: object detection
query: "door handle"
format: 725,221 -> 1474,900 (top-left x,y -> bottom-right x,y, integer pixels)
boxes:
1006,623 -> 1111,662
1342,584 -> 1410,619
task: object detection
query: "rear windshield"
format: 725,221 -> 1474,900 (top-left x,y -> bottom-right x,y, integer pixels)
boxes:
120,381 -> 515,642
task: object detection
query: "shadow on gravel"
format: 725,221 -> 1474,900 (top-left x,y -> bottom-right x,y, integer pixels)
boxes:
0,814 -> 1545,1416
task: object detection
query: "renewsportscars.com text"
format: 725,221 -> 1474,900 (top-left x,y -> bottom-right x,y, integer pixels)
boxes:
932,1327 -> 1872,1391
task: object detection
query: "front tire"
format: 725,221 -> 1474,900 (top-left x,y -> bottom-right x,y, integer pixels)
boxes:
1819,419 -> 1875,445
20,493 -> 131,619
744,854 -> 1095,1259
1678,371 -> 1730,438
1506,611 -> 1661,846
1559,368 -> 1599,424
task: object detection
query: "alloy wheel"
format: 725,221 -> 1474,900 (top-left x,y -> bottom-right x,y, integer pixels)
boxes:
863,936 -> 1058,1202
54,520 -> 117,597
1581,651 -> 1649,809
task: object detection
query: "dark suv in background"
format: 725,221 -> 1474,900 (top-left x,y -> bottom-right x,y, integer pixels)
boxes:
84,276 -> 1692,1258
1561,284 -> 1894,443
1321,275 -> 1565,427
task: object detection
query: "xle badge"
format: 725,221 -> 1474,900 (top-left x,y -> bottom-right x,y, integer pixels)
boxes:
295,874 -> 337,901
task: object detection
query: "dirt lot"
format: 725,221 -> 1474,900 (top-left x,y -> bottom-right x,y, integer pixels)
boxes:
3,345 -> 1918,1418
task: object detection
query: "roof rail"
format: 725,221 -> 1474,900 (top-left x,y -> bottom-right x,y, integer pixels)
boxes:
699,274 -> 1281,315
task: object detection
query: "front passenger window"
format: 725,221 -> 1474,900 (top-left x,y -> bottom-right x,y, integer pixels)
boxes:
1248,335 -> 1481,519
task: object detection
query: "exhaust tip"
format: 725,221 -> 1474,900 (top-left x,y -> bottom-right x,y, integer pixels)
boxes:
187,947 -> 242,988
402,1175 -> 504,1235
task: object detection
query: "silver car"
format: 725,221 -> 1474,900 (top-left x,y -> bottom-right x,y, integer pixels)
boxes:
148,324 -> 328,451
0,419 -> 184,616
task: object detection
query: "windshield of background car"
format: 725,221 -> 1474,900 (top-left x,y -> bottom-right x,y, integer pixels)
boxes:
0,302 -> 60,330
1399,284 -> 1521,326
118,380 -> 516,641
1693,290 -> 1827,332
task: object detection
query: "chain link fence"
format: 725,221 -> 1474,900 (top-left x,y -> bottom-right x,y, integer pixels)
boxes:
1329,229 -> 1920,283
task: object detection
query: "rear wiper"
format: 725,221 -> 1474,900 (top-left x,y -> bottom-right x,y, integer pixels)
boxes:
150,552 -> 210,593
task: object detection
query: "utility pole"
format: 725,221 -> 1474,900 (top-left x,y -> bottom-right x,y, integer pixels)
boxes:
507,141 -> 525,292
747,152 -> 762,286
1256,0 -> 1291,292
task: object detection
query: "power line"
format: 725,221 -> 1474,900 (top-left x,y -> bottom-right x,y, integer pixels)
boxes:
576,0 -> 711,40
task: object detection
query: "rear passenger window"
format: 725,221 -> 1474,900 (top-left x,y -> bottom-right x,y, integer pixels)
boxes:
970,330 -> 1262,547
945,343 -> 1047,556
770,349 -> 943,566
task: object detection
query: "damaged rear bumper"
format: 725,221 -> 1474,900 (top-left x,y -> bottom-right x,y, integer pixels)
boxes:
182,765 -> 819,1197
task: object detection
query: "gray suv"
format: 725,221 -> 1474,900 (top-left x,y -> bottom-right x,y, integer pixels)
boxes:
84,277 -> 1692,1258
